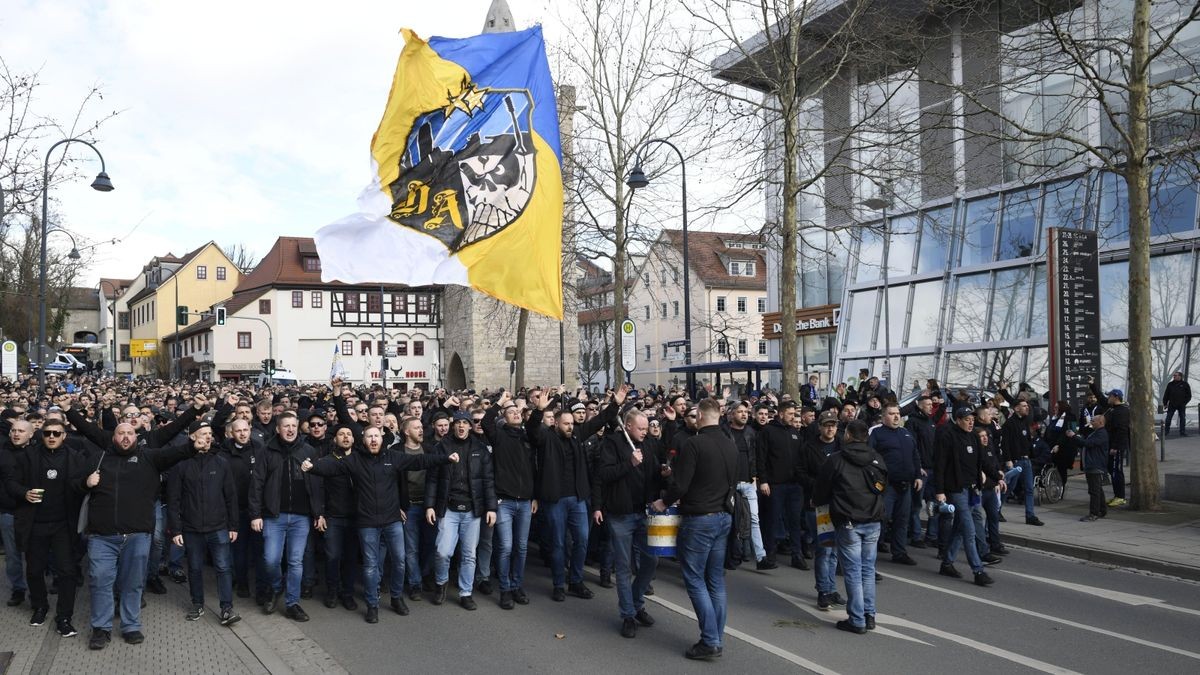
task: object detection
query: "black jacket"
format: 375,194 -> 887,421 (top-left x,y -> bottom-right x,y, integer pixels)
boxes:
1001,413 -> 1033,462
597,432 -> 662,515
796,435 -> 841,497
720,421 -> 757,484
812,442 -> 888,527
248,435 -> 324,520
934,423 -> 982,495
310,447 -> 448,527
5,444 -> 89,551
904,410 -> 936,470
218,438 -> 260,515
867,425 -> 921,483
481,406 -> 537,501
425,433 -> 496,518
663,426 -> 737,516
1164,380 -> 1192,408
167,451 -> 238,534
81,440 -> 199,535
755,419 -> 803,485
312,444 -> 356,519
527,402 -> 616,502
0,440 -> 35,513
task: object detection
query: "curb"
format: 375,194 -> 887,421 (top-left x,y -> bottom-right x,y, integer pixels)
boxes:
1001,532 -> 1200,582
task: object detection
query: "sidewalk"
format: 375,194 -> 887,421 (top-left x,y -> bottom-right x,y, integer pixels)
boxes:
1000,432 -> 1200,581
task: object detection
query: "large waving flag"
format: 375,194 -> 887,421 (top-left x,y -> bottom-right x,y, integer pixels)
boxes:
315,26 -> 564,319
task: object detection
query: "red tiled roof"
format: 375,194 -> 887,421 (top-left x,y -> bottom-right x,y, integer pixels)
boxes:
99,278 -> 134,299
661,229 -> 767,290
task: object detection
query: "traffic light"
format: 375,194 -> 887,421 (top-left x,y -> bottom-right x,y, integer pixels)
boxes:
261,359 -> 270,374
215,306 -> 226,326
176,305 -> 189,326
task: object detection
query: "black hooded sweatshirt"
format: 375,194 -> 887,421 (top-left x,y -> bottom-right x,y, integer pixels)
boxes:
811,442 -> 888,527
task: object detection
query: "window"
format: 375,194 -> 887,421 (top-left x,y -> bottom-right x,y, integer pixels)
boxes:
844,289 -> 879,352
660,270 -> 667,284
673,269 -> 679,283
413,341 -> 424,356
118,312 -> 130,330
729,261 -> 757,276
237,332 -> 252,349
662,344 -> 669,358
950,274 -> 991,344
856,227 -> 885,282
396,341 -> 408,356
361,340 -> 373,356
960,196 -> 1000,266
673,301 -> 679,317
196,265 -> 207,280
312,291 -> 323,308
917,208 -> 953,274
738,339 -> 747,355
292,291 -> 304,308
341,340 -> 354,356
345,294 -> 359,311
758,340 -> 767,355
393,294 -> 408,313
119,344 -> 130,361
417,294 -> 431,313
259,299 -> 271,314
644,306 -> 650,320
644,345 -> 651,361
660,302 -> 668,318
377,340 -> 385,356
216,266 -> 227,281
303,256 -> 321,272
757,297 -> 767,313
716,296 -> 727,312
907,280 -> 945,348
717,339 -> 728,355
364,293 -> 380,313
737,297 -> 747,313
643,272 -> 650,285
998,188 -> 1039,260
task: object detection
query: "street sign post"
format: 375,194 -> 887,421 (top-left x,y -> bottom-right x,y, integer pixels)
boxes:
620,319 -> 636,383
1047,228 -> 1101,411
1,340 -> 17,379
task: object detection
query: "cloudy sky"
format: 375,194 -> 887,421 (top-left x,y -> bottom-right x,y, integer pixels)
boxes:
1,0 -> 561,284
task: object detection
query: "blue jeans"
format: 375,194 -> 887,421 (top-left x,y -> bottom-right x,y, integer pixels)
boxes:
475,520 -> 495,582
404,505 -> 435,587
183,530 -> 233,609
359,521 -> 406,608
737,482 -> 766,560
88,533 -> 151,633
435,510 -> 481,596
495,499 -> 532,592
323,516 -> 358,599
1,512 -> 26,592
1014,459 -> 1035,518
983,489 -> 1002,549
944,490 -> 983,574
262,514 -> 310,606
883,483 -> 912,557
909,483 -> 926,541
805,508 -> 838,594
677,513 -> 732,649
970,494 -> 990,558
607,513 -> 657,619
544,496 -> 589,588
835,521 -> 880,628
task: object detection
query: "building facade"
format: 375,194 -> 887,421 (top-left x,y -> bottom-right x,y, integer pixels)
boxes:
719,0 -> 1200,399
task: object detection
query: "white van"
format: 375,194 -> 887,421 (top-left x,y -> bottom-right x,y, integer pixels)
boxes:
256,369 -> 298,387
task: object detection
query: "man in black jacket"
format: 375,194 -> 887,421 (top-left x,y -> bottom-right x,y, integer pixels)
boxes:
933,407 -> 994,588
1,418 -> 34,608
424,412 -> 495,610
1163,372 -> 1191,437
5,418 -> 87,637
248,412 -> 324,622
219,418 -> 264,602
1000,399 -> 1042,526
903,396 -> 936,549
167,421 -> 240,626
480,391 -> 538,609
652,398 -> 736,661
310,423 -> 358,611
798,411 -> 843,610
1089,380 -> 1129,506
812,420 -> 887,635
598,409 -> 662,639
755,400 -> 808,570
527,384 -> 626,602
304,425 -> 453,622
76,419 -> 200,650
722,401 -> 767,568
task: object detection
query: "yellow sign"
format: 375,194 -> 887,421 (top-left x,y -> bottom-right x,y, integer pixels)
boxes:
130,339 -> 158,358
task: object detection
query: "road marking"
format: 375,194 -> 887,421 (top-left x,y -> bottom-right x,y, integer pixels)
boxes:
645,593 -> 843,675
764,587 -> 931,645
878,571 -> 1200,661
997,569 -> 1200,618
583,566 -> 840,674
769,588 -> 1080,675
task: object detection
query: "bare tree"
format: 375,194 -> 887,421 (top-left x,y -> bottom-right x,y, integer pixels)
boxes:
221,243 -> 260,274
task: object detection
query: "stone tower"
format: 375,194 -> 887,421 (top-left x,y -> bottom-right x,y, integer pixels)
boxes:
439,0 -> 579,391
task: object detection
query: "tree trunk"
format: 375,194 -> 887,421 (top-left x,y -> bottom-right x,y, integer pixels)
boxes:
1124,0 -> 1159,511
778,67 -> 800,400
613,185 -> 627,389
514,307 -> 529,390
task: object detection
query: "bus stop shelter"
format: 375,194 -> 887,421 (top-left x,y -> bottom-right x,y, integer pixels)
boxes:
668,360 -> 782,395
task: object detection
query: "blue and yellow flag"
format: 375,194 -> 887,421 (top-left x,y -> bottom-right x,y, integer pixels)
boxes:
315,26 -> 564,319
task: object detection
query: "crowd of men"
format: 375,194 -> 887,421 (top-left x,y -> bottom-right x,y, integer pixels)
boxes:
0,366 -> 1138,657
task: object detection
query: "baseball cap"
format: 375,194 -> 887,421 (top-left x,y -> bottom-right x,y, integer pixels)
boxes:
452,410 -> 472,423
952,406 -> 975,420
818,410 -> 839,425
1106,389 -> 1124,400
188,420 -> 211,434
570,401 -> 586,412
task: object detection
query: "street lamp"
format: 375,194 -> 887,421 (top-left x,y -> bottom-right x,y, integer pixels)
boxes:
626,138 -> 692,394
39,138 -> 114,390
861,186 -> 894,388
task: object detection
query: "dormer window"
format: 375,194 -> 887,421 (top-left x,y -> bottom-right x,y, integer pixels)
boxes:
302,256 -> 321,272
729,260 -> 755,276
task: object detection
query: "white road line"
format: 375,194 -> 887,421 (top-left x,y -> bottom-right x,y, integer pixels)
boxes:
768,588 -> 1080,675
878,570 -> 1200,661
764,587 -> 932,646
997,569 -> 1200,618
583,565 -> 841,674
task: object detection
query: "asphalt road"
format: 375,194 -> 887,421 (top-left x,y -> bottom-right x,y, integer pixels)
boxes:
287,543 -> 1200,674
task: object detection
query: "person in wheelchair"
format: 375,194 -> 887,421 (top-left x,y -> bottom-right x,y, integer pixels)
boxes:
1044,401 -> 1078,487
